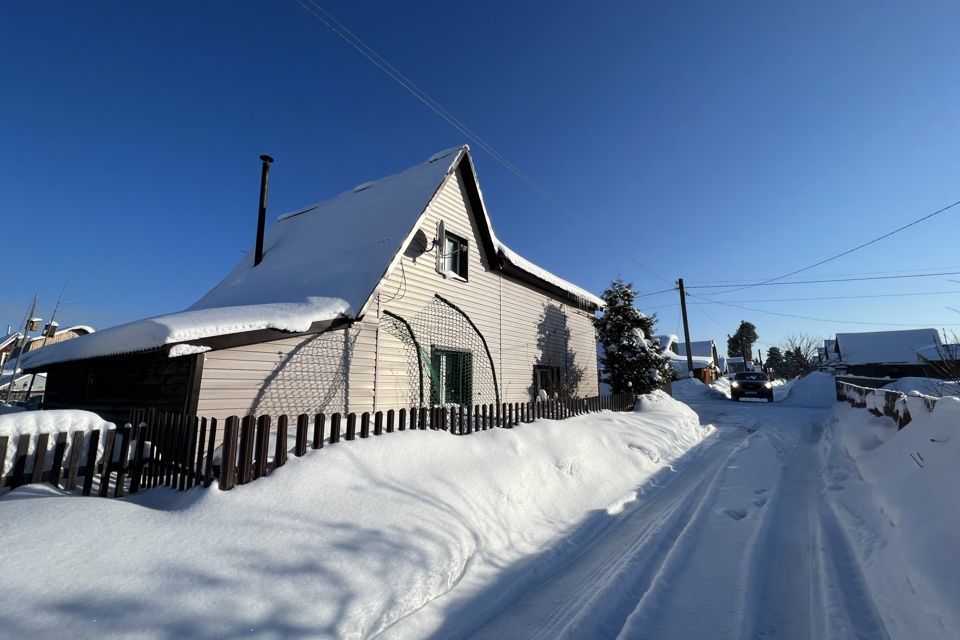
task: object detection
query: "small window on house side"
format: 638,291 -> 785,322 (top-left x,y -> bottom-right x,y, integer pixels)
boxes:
443,232 -> 468,280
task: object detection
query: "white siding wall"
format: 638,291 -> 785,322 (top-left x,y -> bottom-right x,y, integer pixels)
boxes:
195,167 -> 599,421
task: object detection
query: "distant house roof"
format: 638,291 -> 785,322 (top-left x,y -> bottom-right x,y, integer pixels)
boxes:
915,343 -> 960,362
23,146 -> 603,370
677,340 -> 717,362
835,329 -> 941,365
0,333 -> 21,351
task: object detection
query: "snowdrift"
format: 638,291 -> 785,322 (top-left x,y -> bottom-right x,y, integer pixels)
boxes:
824,396 -> 960,638
778,371 -> 835,407
0,409 -> 113,474
0,392 -> 712,640
882,376 -> 960,398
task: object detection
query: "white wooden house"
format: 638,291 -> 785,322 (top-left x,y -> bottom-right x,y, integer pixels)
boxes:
25,147 -> 603,423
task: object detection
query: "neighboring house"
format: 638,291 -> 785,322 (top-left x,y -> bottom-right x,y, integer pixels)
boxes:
656,335 -> 715,381
0,372 -> 45,404
24,146 -> 603,423
0,332 -> 20,370
833,328 -> 941,378
678,340 -> 720,368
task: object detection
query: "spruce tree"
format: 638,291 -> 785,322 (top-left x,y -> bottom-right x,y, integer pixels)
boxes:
765,346 -> 785,377
727,321 -> 759,359
595,278 -> 673,394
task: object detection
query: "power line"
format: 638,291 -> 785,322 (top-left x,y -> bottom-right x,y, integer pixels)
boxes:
293,0 -> 670,284
685,265 -> 960,286
709,198 -> 960,294
687,292 -> 960,327
635,286 -> 678,298
686,270 -> 960,290
686,289 -> 960,304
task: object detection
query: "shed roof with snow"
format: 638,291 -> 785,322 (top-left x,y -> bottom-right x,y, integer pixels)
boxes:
834,329 -> 941,365
677,340 -> 717,362
23,146 -> 603,370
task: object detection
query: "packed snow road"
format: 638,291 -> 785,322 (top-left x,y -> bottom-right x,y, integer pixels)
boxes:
437,377 -> 889,640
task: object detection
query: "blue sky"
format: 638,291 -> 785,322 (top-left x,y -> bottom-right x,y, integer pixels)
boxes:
4,1 -> 960,354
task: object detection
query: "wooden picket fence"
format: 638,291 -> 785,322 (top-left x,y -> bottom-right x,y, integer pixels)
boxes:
0,392 -> 636,497
836,381 -> 938,429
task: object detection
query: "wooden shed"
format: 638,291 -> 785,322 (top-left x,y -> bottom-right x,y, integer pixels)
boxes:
24,146 -> 603,424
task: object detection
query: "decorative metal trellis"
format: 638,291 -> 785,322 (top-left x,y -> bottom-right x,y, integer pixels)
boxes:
381,294 -> 500,408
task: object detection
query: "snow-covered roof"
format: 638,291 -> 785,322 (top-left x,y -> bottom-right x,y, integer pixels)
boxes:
668,354 -> 714,374
915,343 -> 960,362
23,146 -> 602,369
0,333 -> 20,351
677,340 -> 716,361
835,329 -> 941,365
21,299 -> 348,370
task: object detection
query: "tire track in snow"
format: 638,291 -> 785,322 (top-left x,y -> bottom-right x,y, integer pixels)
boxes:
466,426 -> 756,640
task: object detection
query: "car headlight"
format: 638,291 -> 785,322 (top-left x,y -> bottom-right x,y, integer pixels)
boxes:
765,382 -> 773,389
731,381 -> 739,388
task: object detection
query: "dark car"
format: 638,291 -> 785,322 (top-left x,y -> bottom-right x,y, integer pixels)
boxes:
731,371 -> 773,402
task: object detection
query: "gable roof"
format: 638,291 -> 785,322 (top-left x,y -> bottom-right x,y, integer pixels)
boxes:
23,146 -> 602,370
835,328 -> 941,365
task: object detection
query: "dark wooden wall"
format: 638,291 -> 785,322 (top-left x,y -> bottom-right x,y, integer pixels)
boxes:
42,351 -> 203,424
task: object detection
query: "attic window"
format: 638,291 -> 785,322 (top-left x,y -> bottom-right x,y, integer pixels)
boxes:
443,232 -> 468,280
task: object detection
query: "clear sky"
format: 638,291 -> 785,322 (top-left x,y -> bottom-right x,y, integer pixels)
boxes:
4,1 -> 960,355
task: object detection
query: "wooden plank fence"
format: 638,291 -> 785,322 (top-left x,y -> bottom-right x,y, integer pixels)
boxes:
836,381 -> 938,429
0,391 -> 637,497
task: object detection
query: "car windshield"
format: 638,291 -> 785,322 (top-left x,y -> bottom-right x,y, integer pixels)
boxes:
735,372 -> 767,381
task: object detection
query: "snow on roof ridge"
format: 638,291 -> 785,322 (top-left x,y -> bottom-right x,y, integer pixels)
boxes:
495,241 -> 605,308
276,146 -> 466,223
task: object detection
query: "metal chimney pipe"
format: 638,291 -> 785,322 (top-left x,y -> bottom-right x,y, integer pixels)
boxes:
254,154 -> 274,267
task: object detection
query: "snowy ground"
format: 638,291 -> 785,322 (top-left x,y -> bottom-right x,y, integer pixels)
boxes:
0,391 -> 710,640
1,376 -> 954,639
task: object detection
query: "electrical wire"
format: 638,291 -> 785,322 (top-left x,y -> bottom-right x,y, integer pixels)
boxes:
687,292 -> 960,327
292,0 -> 670,284
685,270 -> 960,290
635,286 -> 678,298
686,289 -> 960,304
703,198 -> 960,294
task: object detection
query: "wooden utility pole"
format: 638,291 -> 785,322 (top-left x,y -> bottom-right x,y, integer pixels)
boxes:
757,348 -> 764,368
678,278 -> 694,375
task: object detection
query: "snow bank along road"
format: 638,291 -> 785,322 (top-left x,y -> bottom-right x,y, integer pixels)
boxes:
429,375 -> 899,640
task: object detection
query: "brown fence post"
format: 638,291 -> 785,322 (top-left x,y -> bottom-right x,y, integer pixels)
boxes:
360,412 -> 370,438
81,430 -> 100,496
203,418 -> 218,488
114,425 -> 133,496
219,417 -> 239,491
237,416 -> 255,485
330,413 -> 342,443
10,434 -> 30,489
0,435 -> 7,487
28,432 -> 49,486
313,413 -> 326,448
255,415 -> 272,479
295,414 -> 309,456
65,431 -> 83,491
398,408 -> 406,431
386,409 -> 395,434
419,407 -> 427,430
346,413 -> 357,440
49,431 -> 68,489
275,415 -> 288,470
98,428 -> 117,497
474,405 -> 481,433
375,411 -> 384,436
192,417 -> 207,490
129,421 -> 148,494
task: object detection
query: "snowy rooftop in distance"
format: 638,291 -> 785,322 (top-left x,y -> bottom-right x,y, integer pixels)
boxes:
23,145 -> 603,368
835,328 -> 941,365
678,340 -> 716,360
